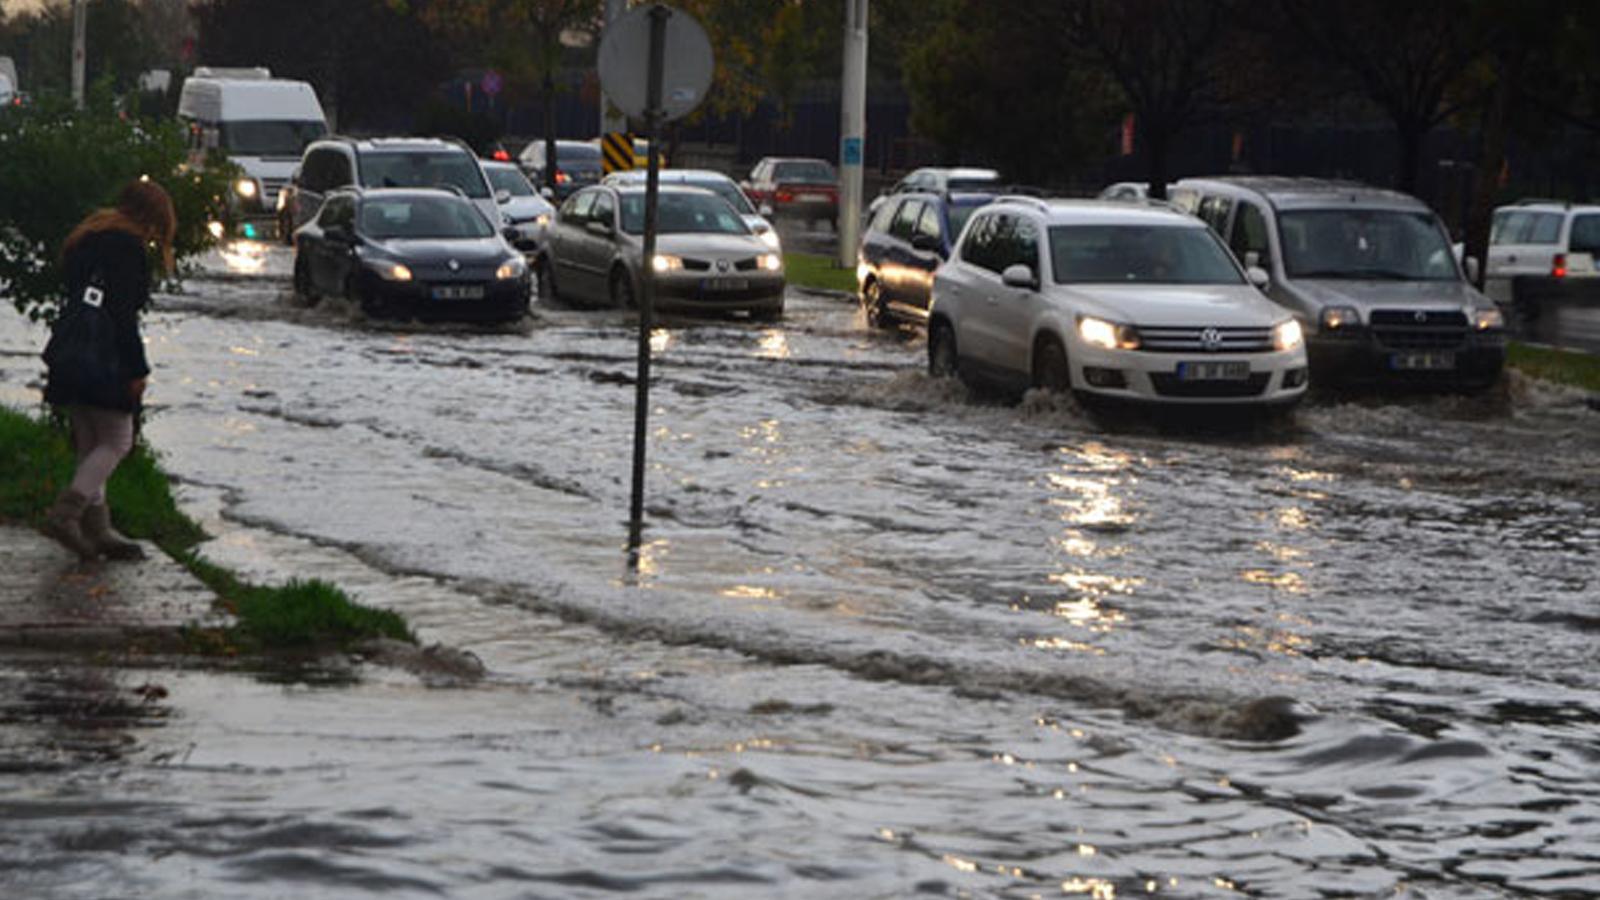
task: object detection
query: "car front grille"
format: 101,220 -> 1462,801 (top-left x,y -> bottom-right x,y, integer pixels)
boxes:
1136,325 -> 1273,353
261,177 -> 289,206
1370,309 -> 1469,350
1149,372 -> 1272,397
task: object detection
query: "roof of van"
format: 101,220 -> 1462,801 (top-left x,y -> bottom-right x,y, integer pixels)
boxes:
1176,176 -> 1427,212
178,76 -> 325,123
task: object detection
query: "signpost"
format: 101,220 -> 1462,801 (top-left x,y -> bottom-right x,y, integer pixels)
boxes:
596,3 -> 713,560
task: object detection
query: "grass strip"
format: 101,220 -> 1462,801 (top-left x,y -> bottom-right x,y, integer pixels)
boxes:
784,252 -> 858,295
1507,342 -> 1600,393
0,405 -> 413,650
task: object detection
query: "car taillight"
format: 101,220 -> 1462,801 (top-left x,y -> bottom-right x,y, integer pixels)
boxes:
776,189 -> 794,202
492,149 -> 510,161
1552,253 -> 1567,278
555,170 -> 571,185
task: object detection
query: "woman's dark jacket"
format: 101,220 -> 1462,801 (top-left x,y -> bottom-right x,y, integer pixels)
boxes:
43,229 -> 153,411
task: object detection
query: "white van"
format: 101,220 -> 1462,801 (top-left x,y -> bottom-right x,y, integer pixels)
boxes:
178,67 -> 328,227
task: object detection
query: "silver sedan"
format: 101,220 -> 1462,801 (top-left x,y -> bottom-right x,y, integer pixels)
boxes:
541,184 -> 786,320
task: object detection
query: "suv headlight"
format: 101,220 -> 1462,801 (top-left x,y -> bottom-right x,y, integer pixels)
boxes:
757,253 -> 783,272
496,257 -> 527,280
1078,315 -> 1141,350
373,262 -> 413,282
1273,318 -> 1305,351
1320,305 -> 1361,332
1473,307 -> 1505,331
652,254 -> 684,273
234,177 -> 259,200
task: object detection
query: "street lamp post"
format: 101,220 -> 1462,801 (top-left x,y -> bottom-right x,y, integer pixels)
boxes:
837,0 -> 868,269
71,0 -> 88,108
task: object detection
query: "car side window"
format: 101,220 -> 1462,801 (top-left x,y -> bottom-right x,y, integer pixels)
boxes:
994,216 -> 1039,275
562,191 -> 595,223
868,198 -> 899,234
960,213 -> 998,271
329,152 -> 353,188
300,149 -> 330,192
1229,202 -> 1273,269
916,203 -> 942,244
1197,195 -> 1233,236
890,200 -> 922,241
590,192 -> 615,228
1569,215 -> 1600,253
1529,213 -> 1562,244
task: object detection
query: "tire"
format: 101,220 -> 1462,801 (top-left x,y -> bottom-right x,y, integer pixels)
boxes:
351,278 -> 385,318
1032,337 -> 1071,394
292,257 -> 318,307
610,266 -> 636,310
862,278 -> 888,329
928,321 -> 959,379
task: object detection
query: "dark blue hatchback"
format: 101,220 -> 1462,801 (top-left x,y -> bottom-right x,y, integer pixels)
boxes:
856,190 -> 995,329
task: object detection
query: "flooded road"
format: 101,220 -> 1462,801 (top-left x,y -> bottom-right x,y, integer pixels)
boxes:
2,243 -> 1598,898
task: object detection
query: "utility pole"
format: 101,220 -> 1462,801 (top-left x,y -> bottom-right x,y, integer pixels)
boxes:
837,0 -> 868,268
71,0 -> 88,108
600,0 -> 628,136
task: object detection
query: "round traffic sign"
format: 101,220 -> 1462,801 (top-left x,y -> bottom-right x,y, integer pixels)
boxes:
597,3 -> 713,123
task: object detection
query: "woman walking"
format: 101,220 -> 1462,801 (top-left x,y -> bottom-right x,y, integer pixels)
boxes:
41,178 -> 177,561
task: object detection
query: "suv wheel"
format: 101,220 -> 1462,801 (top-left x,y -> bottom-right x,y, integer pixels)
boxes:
292,257 -> 318,307
610,266 -> 635,310
1032,337 -> 1071,393
928,321 -> 960,379
862,278 -> 888,329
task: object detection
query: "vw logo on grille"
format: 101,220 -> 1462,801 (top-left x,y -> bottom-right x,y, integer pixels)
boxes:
717,259 -> 730,273
1414,310 -> 1428,323
1200,327 -> 1224,351
447,259 -> 461,272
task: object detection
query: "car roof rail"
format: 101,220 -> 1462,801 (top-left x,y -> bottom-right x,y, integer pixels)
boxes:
992,194 -> 1051,212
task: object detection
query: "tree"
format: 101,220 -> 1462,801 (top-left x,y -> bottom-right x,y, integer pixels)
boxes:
1054,0 -> 1240,200
1275,0 -> 1494,195
192,0 -> 449,132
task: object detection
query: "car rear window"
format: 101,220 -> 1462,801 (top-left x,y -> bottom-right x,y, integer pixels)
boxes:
1492,210 -> 1562,245
1050,224 -> 1244,285
361,151 -> 490,199
774,161 -> 836,184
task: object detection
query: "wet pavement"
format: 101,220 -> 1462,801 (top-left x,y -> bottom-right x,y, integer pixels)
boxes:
1,241 -> 1598,898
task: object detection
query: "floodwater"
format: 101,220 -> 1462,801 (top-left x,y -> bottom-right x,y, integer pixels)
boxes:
2,242 -> 1598,898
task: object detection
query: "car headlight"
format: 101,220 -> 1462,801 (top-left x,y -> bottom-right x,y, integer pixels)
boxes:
534,213 -> 551,228
757,252 -> 783,272
496,257 -> 527,280
1320,305 -> 1361,331
757,226 -> 782,251
1077,315 -> 1141,350
1473,307 -> 1504,331
1272,318 -> 1305,351
652,254 -> 683,273
234,178 -> 258,200
373,262 -> 412,282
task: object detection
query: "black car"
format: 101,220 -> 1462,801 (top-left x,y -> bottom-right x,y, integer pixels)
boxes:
857,190 -> 995,329
292,188 -> 531,322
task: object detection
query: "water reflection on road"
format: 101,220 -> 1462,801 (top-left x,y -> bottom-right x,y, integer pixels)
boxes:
1,247 -> 1597,897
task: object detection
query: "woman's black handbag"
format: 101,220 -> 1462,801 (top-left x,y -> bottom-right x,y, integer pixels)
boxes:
42,274 -> 130,410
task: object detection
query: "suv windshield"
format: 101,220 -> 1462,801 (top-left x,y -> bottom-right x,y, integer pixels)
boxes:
1049,225 -> 1244,285
773,161 -> 835,184
221,120 -> 326,157
620,192 -> 750,236
1280,209 -> 1458,281
360,150 -> 490,199
359,196 -> 492,239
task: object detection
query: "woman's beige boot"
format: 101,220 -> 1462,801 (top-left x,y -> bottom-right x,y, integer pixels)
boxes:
42,488 -> 101,560
82,502 -> 147,561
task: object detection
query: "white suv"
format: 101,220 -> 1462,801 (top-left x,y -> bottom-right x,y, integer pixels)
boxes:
1487,200 -> 1600,296
928,198 -> 1309,407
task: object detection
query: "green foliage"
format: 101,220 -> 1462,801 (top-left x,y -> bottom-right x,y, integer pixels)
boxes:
0,87 -> 235,321
1507,342 -> 1600,392
0,405 -> 415,650
784,253 -> 857,294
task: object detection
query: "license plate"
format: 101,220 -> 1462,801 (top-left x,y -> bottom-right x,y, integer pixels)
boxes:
702,278 -> 749,291
799,193 -> 829,203
432,285 -> 485,300
1390,350 -> 1456,371
1177,361 -> 1250,381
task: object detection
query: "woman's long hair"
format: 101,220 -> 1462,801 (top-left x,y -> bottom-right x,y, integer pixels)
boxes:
63,179 -> 179,275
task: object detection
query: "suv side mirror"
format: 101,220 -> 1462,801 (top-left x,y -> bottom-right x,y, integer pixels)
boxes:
1464,256 -> 1480,283
1001,263 -> 1037,289
495,189 -> 512,205
1247,265 -> 1270,288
